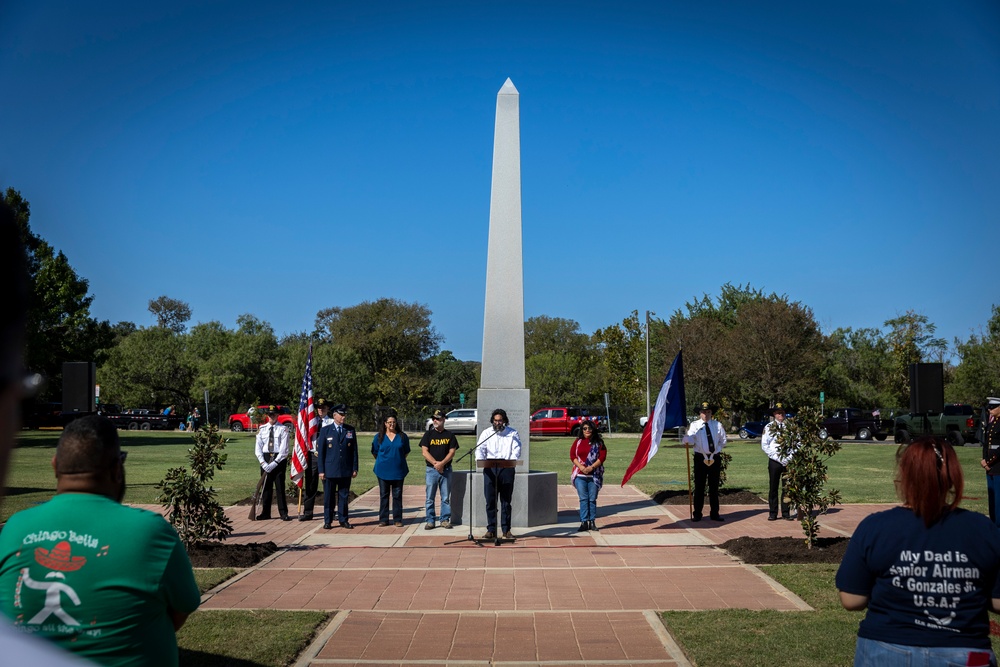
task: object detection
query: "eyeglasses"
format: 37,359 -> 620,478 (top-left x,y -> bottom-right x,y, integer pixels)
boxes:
581,425 -> 593,431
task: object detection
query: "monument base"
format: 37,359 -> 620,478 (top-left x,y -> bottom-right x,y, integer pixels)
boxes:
450,470 -> 557,528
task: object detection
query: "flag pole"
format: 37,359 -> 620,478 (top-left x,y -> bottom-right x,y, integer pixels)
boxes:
684,428 -> 693,520
298,486 -> 303,515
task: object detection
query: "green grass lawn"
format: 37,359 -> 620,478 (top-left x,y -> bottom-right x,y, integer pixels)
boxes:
7,428 -> 996,666
6,429 -> 992,521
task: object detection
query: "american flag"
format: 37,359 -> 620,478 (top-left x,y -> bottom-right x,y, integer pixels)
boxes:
290,343 -> 318,488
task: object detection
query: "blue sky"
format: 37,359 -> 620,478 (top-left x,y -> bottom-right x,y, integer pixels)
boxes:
2,1 -> 998,363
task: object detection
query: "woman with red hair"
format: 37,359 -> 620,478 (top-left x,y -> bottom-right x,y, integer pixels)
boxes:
837,436 -> 1000,666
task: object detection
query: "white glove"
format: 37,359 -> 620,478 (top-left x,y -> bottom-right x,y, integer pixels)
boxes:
263,461 -> 277,473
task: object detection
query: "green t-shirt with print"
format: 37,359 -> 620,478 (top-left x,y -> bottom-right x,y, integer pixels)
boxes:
0,493 -> 200,666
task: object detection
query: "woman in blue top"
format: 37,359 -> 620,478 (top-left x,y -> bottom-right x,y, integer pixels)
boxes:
371,414 -> 409,527
836,436 -> 1000,667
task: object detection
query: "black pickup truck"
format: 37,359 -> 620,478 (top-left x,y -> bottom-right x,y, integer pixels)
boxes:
101,405 -> 183,431
819,407 -> 891,441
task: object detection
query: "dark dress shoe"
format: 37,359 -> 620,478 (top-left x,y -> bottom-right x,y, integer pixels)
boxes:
710,515 -> 724,522
589,520 -> 599,531
339,522 -> 353,529
323,523 -> 332,530
298,515 -> 313,522
280,516 -> 291,521
784,515 -> 795,521
578,522 -> 589,532
691,514 -> 702,522
255,515 -> 271,521
767,515 -> 778,521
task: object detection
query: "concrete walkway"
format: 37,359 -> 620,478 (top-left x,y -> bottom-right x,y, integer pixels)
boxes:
181,486 -> 885,666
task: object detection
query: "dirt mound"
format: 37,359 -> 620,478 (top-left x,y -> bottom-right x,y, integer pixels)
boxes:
653,488 -> 766,505
721,536 -> 848,564
187,541 -> 278,568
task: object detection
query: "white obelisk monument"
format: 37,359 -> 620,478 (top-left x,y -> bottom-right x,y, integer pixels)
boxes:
453,78 -> 557,529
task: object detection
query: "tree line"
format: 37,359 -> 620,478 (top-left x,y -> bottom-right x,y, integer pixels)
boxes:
8,187 -> 998,431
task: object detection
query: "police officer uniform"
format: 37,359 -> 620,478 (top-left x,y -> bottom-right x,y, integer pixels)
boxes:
683,402 -> 728,521
317,403 -> 359,529
254,406 -> 291,521
761,403 -> 794,521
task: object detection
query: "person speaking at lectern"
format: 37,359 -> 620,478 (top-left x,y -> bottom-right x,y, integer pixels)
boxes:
476,408 -> 521,540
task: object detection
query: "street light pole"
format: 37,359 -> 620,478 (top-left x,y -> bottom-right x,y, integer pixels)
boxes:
645,310 -> 651,417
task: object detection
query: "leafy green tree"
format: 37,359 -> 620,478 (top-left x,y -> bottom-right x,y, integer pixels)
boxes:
5,188 -> 96,398
823,327 -> 897,409
949,305 -> 1000,405
99,327 -> 196,408
777,407 -> 842,548
884,311 -> 947,408
156,424 -> 233,547
594,310 -> 647,429
148,295 -> 192,333
525,316 -> 602,407
426,350 -> 479,406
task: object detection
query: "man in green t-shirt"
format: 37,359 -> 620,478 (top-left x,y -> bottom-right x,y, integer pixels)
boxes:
0,415 -> 201,666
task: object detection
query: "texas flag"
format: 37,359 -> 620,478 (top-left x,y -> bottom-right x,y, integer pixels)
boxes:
621,350 -> 686,486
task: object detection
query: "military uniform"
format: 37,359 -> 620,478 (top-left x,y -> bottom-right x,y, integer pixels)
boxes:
981,397 -> 1000,526
317,405 -> 359,528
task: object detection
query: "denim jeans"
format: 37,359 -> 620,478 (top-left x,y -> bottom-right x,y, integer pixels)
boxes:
425,465 -> 452,524
854,636 -> 997,667
377,477 -> 404,523
573,475 -> 599,522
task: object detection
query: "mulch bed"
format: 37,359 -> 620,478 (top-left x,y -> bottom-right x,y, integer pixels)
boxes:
187,541 -> 278,568
721,536 -> 849,564
653,487 -> 767,505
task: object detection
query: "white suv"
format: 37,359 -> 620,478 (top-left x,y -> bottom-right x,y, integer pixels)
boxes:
425,408 -> 478,434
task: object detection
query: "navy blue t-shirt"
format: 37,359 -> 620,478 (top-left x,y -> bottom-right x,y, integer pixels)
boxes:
836,507 -> 1000,649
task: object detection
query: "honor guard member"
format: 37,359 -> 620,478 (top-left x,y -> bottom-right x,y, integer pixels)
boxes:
475,408 -> 521,540
420,409 -> 459,529
297,398 -> 331,521
683,402 -> 728,522
255,406 -> 292,520
980,396 -> 1000,526
761,403 -> 795,521
317,403 -> 358,529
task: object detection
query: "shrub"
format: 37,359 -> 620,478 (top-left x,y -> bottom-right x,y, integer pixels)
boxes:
776,407 -> 842,548
157,423 -> 234,547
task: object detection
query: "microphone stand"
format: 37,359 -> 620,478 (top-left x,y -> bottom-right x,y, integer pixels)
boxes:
446,446 -> 479,544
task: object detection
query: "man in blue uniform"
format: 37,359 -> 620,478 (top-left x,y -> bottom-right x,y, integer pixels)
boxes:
317,403 -> 359,529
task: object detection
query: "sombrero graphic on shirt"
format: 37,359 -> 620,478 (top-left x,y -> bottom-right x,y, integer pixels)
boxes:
34,540 -> 87,572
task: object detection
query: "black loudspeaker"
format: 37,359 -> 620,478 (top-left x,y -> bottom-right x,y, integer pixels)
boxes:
63,362 -> 96,413
909,363 -> 944,414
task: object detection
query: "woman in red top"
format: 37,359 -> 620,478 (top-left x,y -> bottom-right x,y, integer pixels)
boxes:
570,420 -> 607,532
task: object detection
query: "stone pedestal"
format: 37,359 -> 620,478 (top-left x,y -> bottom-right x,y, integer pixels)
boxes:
450,469 -> 558,529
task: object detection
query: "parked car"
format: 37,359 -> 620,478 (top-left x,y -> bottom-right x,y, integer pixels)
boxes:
819,407 -> 890,441
21,401 -> 66,429
738,412 -> 796,439
529,407 -> 603,437
229,405 -> 295,432
424,408 -> 478,434
894,403 -> 979,446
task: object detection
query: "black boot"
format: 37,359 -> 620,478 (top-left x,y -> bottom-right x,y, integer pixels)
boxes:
578,522 -> 589,532
589,520 -> 599,531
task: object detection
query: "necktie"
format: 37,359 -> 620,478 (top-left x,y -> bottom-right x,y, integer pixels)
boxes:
705,423 -> 715,454
268,426 -> 274,453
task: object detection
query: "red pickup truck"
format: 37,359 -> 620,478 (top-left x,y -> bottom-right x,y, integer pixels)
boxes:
529,407 -> 603,437
229,405 -> 295,432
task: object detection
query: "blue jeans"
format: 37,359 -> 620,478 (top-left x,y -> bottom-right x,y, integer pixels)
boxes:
854,637 -> 996,667
425,466 -> 452,524
574,475 -> 599,522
